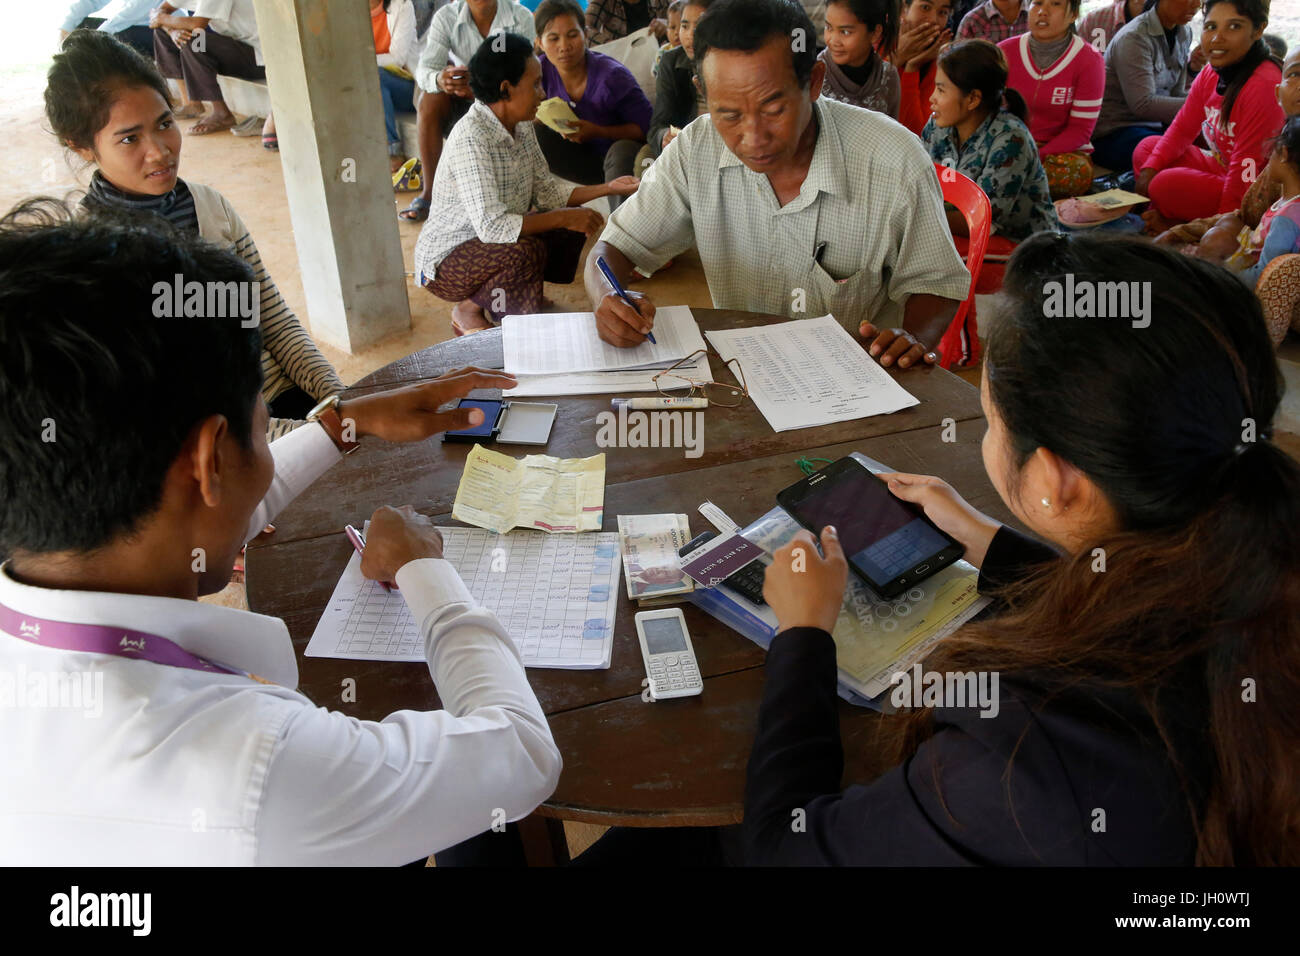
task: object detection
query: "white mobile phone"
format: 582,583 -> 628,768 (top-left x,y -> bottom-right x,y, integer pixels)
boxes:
635,608 -> 701,699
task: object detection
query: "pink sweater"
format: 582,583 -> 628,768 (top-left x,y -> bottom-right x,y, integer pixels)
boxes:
1141,61 -> 1284,215
1000,33 -> 1105,156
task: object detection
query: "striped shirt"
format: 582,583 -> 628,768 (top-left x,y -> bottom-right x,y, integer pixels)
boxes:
956,0 -> 1029,44
1001,33 -> 1105,155
82,177 -> 346,440
599,97 -> 970,332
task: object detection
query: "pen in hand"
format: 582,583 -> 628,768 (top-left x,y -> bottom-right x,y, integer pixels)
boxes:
596,255 -> 657,344
345,523 -> 395,592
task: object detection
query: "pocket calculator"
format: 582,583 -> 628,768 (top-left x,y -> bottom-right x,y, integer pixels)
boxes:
635,608 -> 702,699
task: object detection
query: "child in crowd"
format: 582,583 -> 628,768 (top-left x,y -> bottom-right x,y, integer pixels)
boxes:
890,0 -> 955,135
652,0 -> 684,76
1000,0 -> 1104,198
820,0 -> 902,118
1240,116 -> 1300,288
45,31 -> 344,440
1134,0 -> 1283,231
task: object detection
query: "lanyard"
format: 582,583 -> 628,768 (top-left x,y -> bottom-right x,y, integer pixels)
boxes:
0,602 -> 273,684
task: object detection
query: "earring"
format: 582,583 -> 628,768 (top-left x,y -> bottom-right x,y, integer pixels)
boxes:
1041,497 -> 1050,508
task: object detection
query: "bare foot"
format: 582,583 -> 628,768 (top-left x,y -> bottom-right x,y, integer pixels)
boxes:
1141,208 -> 1173,236
390,155 -> 407,174
451,300 -> 492,335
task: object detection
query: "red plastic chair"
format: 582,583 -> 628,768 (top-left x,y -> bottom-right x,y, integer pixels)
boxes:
934,163 -> 991,369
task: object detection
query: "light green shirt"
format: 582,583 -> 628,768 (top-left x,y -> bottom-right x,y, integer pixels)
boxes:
600,97 -> 970,330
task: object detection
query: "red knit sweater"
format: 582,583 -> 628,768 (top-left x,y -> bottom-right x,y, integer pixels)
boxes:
1000,33 -> 1105,156
892,60 -> 938,136
1140,61 -> 1284,215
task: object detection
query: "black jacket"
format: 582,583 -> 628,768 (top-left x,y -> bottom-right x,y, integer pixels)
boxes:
743,525 -> 1205,865
647,46 -> 700,159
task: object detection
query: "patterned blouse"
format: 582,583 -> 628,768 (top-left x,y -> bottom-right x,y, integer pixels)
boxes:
585,0 -> 672,45
922,109 -> 1060,241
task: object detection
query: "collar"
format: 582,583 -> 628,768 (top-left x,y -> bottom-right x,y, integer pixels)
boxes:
981,0 -> 1026,23
944,109 -> 1001,151
1138,7 -> 1183,37
469,98 -> 518,144
717,99 -> 847,209
456,0 -> 505,32
0,562 -> 299,687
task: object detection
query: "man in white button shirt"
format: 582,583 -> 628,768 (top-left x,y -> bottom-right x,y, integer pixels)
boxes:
150,0 -> 266,134
400,0 -> 537,221
0,200 -> 562,866
584,0 -> 971,371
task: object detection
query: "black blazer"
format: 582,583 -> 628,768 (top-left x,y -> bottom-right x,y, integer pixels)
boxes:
743,526 -> 1205,865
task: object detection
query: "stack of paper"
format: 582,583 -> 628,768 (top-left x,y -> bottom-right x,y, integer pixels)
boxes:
502,305 -> 710,397
704,314 -> 918,432
617,514 -> 694,607
306,526 -> 622,669
451,444 -> 605,534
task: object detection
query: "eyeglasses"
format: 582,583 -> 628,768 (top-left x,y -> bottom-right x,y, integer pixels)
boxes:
652,347 -> 749,407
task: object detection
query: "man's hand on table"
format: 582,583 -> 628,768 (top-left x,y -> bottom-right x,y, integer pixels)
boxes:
336,366 -> 517,443
858,322 -> 939,369
361,505 -> 444,586
595,289 -> 657,347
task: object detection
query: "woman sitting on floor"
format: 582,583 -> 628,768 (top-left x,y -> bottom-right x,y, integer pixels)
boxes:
1000,0 -> 1105,199
46,30 -> 345,440
534,0 -> 651,212
1133,0 -> 1282,233
413,32 -> 638,335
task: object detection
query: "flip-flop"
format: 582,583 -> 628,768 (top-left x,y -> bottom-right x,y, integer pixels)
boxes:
399,196 -> 431,222
262,133 -> 279,151
392,157 -> 422,192
189,117 -> 236,135
451,318 -> 490,337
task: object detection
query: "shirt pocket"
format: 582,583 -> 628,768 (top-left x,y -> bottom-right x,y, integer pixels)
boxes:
807,258 -> 883,323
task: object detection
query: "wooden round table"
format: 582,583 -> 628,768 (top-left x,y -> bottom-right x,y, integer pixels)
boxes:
246,308 -> 1013,839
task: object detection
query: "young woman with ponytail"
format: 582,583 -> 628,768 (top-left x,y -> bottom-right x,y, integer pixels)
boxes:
745,232 -> 1300,865
924,39 -> 1059,242
1134,0 -> 1283,232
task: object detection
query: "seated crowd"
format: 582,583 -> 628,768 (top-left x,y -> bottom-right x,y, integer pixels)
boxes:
13,0 -> 1298,867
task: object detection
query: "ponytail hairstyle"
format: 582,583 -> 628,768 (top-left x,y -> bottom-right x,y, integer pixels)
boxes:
827,0 -> 901,59
45,29 -> 173,153
937,39 -> 1029,124
1205,0 -> 1282,131
876,232 -> 1300,866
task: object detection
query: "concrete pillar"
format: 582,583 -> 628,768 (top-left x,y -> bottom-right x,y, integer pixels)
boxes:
252,0 -> 410,352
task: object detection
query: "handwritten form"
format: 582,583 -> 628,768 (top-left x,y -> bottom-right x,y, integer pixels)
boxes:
705,314 -> 918,432
451,444 -> 605,534
306,528 -> 622,669
502,305 -> 707,374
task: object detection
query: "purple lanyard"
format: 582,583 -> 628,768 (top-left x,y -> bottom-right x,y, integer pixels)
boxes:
0,602 -> 272,684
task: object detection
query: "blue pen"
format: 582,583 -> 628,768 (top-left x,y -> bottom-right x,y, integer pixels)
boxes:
595,255 -> 656,344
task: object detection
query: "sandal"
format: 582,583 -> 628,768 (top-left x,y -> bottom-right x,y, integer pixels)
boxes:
392,157 -> 422,192
189,116 -> 236,135
262,133 -> 279,151
399,196 -> 431,222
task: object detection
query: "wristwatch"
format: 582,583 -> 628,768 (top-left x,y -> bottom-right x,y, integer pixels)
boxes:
306,394 -> 361,454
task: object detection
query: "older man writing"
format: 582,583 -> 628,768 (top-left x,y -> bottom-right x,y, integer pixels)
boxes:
583,0 -> 969,368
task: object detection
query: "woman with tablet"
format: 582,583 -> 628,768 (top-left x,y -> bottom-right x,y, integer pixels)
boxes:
741,232 -> 1300,865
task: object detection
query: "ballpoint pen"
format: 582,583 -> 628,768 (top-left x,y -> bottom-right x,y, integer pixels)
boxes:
345,524 -> 395,592
596,254 -> 657,344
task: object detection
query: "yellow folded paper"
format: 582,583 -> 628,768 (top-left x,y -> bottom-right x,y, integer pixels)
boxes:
452,444 -> 605,534
536,97 -> 580,135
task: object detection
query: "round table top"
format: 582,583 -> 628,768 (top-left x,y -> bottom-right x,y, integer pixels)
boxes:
245,308 -> 1014,826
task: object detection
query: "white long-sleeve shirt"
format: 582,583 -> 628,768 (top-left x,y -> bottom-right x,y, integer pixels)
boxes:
0,423 -> 561,865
